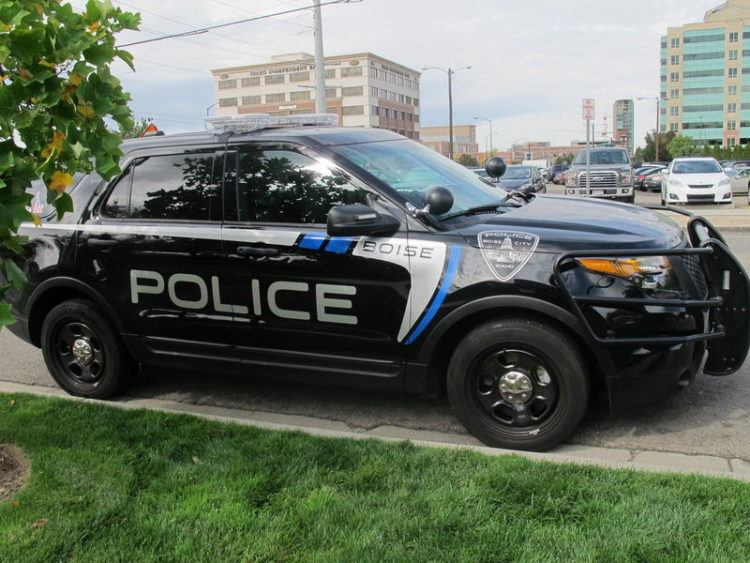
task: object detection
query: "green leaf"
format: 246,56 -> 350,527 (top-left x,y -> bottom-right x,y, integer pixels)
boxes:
69,141 -> 84,159
54,192 -> 74,220
83,43 -> 112,66
114,49 -> 134,71
0,302 -> 16,328
3,259 -> 26,289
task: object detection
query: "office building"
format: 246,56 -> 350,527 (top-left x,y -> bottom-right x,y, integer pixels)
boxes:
211,52 -> 420,138
660,0 -> 750,148
613,99 -> 635,154
421,125 -> 479,157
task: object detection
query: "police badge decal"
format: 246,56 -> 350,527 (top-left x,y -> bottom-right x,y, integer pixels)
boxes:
478,231 -> 540,282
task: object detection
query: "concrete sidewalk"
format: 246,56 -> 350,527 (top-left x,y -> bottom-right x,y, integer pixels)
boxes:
3,380 -> 749,483
658,206 -> 750,231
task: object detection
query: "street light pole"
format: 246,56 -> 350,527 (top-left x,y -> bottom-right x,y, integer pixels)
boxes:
313,0 -> 327,114
474,116 -> 493,159
423,65 -> 471,160
638,96 -> 660,162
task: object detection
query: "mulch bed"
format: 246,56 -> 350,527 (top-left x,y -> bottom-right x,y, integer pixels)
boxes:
0,444 -> 28,503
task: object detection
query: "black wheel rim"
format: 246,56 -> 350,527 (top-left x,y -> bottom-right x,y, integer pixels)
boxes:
51,321 -> 106,386
470,348 -> 559,429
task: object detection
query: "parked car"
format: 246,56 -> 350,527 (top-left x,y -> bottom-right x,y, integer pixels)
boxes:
732,160 -> 750,170
556,170 -> 568,185
565,147 -> 635,203
661,157 -> 732,205
643,171 -> 666,191
730,167 -> 750,195
547,164 -> 568,184
634,166 -> 666,191
496,165 -> 546,195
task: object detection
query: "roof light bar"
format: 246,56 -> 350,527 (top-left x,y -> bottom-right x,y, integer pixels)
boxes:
205,113 -> 339,134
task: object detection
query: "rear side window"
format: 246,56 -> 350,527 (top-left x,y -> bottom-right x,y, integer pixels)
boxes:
225,148 -> 368,224
102,153 -> 221,221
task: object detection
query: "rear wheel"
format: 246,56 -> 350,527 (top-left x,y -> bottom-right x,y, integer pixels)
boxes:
446,317 -> 589,451
41,299 -> 133,399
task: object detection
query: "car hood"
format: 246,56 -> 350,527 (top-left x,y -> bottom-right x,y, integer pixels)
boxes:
457,195 -> 685,251
671,173 -> 725,185
497,178 -> 531,189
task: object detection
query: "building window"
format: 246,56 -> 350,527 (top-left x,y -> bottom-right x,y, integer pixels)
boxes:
670,106 -> 679,116
371,86 -> 379,96
289,71 -> 310,82
670,71 -> 679,82
728,120 -> 737,131
729,137 -> 737,148
241,95 -> 261,106
728,102 -> 737,113
730,31 -> 739,43
266,93 -> 286,103
671,37 -> 680,48
371,106 -> 379,116
341,85 -> 364,96
218,79 -> 237,90
290,91 -> 311,101
413,99 -> 419,107
670,123 -> 678,132
406,96 -> 412,105
670,89 -> 679,99
219,97 -> 237,107
730,49 -> 739,60
340,66 -> 363,77
728,67 -> 738,78
325,68 -> 336,79
342,105 -> 364,116
325,87 -> 337,98
241,77 -> 261,88
265,74 -> 285,85
670,55 -> 679,65
729,84 -> 738,95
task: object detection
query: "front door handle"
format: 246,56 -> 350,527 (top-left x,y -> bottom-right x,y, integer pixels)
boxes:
86,238 -> 119,247
236,246 -> 280,257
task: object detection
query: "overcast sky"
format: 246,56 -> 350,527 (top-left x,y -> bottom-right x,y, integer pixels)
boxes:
81,0 -> 723,150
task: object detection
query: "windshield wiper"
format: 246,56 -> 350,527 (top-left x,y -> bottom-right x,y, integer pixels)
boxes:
441,204 -> 503,220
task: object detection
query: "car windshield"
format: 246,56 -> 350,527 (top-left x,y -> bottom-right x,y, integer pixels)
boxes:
502,166 -> 532,179
572,149 -> 629,165
672,160 -> 722,174
333,139 -> 507,216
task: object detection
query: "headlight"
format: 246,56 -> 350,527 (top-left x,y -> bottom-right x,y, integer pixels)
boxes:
566,173 -> 577,186
618,171 -> 632,183
576,256 -> 671,278
668,178 -> 684,187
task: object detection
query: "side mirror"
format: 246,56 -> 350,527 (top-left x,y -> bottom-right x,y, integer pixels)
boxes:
485,156 -> 507,179
423,186 -> 454,215
725,167 -> 733,173
327,204 -> 400,237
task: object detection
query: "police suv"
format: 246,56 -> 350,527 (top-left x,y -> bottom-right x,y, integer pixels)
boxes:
8,114 -> 750,451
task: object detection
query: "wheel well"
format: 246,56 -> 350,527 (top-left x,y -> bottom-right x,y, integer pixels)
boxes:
425,307 -> 606,397
27,287 -> 91,347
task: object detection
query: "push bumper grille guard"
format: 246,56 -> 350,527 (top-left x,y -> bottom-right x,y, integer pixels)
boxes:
553,213 -> 750,375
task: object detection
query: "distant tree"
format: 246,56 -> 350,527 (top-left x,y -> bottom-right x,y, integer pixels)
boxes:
118,118 -> 151,139
633,147 -> 644,165
667,135 -> 696,157
642,131 -> 676,162
711,144 -> 723,160
457,154 -> 479,167
555,153 -> 574,166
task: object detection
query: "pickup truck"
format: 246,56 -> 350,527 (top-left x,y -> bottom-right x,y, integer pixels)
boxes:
565,147 -> 634,203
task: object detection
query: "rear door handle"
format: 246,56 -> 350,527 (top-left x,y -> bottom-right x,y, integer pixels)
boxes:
236,246 -> 280,257
86,238 -> 119,247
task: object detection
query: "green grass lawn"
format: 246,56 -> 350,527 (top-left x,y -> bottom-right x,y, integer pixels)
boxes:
1,393 -> 750,561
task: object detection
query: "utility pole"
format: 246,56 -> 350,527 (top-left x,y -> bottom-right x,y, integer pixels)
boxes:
474,116 -> 493,158
313,0 -> 326,114
423,65 -> 471,160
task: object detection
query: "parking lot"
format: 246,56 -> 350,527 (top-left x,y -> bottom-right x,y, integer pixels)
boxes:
2,206 -> 750,461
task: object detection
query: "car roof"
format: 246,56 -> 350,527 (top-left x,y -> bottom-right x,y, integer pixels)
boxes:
672,157 -> 716,161
121,126 -> 404,152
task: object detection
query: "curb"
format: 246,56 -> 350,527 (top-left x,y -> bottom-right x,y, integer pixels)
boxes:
1,381 -> 748,482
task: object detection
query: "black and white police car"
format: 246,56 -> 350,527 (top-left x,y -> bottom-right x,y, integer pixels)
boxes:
7,114 -> 750,451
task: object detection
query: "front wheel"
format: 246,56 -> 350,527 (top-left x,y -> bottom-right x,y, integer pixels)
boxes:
446,317 -> 589,451
623,195 -> 635,204
41,299 -> 133,399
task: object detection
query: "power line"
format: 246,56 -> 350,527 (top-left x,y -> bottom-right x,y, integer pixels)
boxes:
118,0 -> 359,47
208,0 -> 312,30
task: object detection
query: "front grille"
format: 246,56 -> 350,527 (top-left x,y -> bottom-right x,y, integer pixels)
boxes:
577,171 -> 618,189
688,184 -> 713,189
687,194 -> 715,203
680,254 -> 708,297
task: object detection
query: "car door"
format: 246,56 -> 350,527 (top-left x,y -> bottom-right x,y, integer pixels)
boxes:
78,146 -> 232,368
219,142 -> 412,387
731,168 -> 750,194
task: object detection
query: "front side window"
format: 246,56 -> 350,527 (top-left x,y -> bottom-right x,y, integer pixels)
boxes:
227,149 -> 368,224
103,153 -> 220,221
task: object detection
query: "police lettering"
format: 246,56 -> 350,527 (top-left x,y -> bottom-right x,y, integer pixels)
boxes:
361,240 -> 433,259
130,270 -> 357,325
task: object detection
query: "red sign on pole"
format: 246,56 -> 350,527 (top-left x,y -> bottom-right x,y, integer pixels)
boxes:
582,98 -> 595,121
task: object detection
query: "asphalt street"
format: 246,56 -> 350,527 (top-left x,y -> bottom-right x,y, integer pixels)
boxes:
3,197 -> 750,460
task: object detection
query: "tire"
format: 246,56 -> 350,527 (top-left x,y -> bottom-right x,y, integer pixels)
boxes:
41,299 -> 133,399
446,317 -> 589,451
623,195 -> 635,204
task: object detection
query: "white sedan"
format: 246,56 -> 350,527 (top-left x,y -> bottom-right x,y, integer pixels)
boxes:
661,157 -> 732,205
